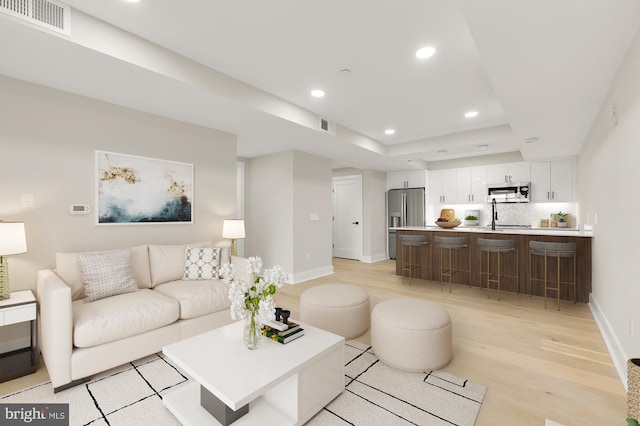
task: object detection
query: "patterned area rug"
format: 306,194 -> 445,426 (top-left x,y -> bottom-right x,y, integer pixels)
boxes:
1,341 -> 486,426
308,341 -> 486,426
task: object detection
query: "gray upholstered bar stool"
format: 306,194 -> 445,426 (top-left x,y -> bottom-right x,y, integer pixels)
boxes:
398,234 -> 431,285
478,238 -> 518,301
528,241 -> 576,310
434,236 -> 470,292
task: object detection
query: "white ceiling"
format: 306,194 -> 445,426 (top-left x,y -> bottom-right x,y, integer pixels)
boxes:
1,0 -> 639,172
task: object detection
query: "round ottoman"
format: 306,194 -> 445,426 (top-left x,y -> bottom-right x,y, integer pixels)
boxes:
300,284 -> 370,339
371,297 -> 452,371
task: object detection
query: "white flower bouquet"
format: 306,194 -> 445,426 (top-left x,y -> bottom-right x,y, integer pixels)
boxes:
221,256 -> 287,348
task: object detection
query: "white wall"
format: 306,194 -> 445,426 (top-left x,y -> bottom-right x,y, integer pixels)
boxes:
362,169 -> 388,262
245,150 -> 333,283
245,151 -> 294,272
0,76 -> 238,291
578,26 -> 640,385
293,151 -> 333,280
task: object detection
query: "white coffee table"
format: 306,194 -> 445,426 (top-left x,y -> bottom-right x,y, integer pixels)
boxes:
162,320 -> 344,425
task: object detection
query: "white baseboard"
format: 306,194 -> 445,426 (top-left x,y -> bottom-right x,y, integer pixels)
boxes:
360,253 -> 388,263
289,265 -> 335,284
589,294 -> 628,389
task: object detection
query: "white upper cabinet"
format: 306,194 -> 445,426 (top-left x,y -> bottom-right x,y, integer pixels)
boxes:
486,162 -> 530,184
429,169 -> 457,204
387,170 -> 427,189
456,167 -> 486,204
530,159 -> 573,202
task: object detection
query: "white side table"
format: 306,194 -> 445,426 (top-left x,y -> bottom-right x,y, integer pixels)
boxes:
0,290 -> 38,382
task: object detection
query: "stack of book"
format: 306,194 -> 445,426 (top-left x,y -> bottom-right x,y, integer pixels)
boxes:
262,319 -> 305,344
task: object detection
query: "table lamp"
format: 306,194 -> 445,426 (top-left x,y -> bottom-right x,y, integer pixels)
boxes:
0,221 -> 27,300
222,219 -> 245,256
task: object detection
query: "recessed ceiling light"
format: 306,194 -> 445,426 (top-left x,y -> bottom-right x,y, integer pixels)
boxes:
465,111 -> 478,118
525,137 -> 539,143
339,68 -> 351,75
415,46 -> 436,59
311,89 -> 325,98
384,129 -> 396,135
437,149 -> 448,155
477,144 -> 489,150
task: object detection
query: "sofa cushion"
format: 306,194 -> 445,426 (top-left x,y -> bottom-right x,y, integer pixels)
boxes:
183,247 -> 221,280
154,280 -> 231,319
148,242 -> 212,286
72,289 -> 180,348
78,249 -> 139,303
57,245 -> 149,301
131,245 -> 152,289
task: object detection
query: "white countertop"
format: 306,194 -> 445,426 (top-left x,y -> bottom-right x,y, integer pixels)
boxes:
390,226 -> 593,237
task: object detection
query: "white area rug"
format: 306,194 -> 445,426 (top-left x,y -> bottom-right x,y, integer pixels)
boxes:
308,340 -> 486,426
2,341 -> 486,425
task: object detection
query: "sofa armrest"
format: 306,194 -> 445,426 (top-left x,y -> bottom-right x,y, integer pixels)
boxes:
230,256 -> 253,284
37,269 -> 73,389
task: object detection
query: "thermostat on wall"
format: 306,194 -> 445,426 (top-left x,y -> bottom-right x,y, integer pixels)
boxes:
69,204 -> 91,215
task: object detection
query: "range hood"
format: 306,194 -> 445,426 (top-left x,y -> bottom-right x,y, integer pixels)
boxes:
487,182 -> 530,203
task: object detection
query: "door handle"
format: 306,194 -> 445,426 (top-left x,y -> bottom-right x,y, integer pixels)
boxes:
352,221 -> 359,225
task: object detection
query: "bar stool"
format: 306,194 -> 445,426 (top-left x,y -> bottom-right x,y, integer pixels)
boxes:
398,234 -> 431,285
528,241 -> 576,310
434,236 -> 470,292
478,238 -> 518,301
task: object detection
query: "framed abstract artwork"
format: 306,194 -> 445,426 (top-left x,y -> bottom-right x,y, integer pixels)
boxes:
96,151 -> 193,225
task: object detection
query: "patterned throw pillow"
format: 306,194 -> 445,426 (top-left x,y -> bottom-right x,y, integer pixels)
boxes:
78,249 -> 139,303
183,247 -> 220,280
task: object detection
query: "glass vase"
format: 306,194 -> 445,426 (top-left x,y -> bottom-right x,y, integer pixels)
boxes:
243,311 -> 262,350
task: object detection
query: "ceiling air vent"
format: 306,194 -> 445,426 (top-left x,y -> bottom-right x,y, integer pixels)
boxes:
0,0 -> 71,36
319,117 -> 336,135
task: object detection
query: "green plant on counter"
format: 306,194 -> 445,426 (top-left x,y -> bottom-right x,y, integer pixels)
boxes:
556,211 -> 567,222
465,215 -> 478,221
626,418 -> 639,426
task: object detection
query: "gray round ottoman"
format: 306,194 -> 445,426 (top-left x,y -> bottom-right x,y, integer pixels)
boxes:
300,284 -> 370,339
371,297 -> 452,371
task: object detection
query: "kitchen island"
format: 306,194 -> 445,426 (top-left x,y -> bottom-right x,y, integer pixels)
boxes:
392,226 -> 592,303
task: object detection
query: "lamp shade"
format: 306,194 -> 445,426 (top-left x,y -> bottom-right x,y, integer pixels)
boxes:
222,219 -> 245,239
0,222 -> 27,256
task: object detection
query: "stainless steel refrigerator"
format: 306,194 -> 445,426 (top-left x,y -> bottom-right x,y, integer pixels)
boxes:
387,187 -> 425,259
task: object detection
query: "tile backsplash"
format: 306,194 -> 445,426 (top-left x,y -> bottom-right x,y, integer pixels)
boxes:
427,202 -> 577,228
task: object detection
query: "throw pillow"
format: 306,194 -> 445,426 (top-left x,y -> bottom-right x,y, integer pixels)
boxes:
183,247 -> 220,280
78,249 -> 139,303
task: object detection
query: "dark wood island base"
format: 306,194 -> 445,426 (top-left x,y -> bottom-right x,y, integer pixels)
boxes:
395,229 -> 592,303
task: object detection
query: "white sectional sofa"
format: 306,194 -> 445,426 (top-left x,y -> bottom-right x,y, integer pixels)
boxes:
36,241 -> 248,392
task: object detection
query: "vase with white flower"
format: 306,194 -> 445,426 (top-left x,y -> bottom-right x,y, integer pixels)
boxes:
221,256 -> 287,350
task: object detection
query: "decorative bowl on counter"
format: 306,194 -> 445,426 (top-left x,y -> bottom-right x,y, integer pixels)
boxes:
435,220 -> 461,229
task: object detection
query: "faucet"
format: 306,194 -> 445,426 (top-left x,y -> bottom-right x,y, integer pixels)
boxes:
491,198 -> 497,231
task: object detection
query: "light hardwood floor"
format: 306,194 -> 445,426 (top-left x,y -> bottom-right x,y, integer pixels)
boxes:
0,258 -> 626,425
275,258 -> 626,425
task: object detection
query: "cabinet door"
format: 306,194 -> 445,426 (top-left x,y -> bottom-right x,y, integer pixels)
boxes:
486,164 -> 509,184
441,169 -> 457,204
550,159 -> 573,201
470,167 -> 487,203
456,168 -> 472,203
387,172 -> 408,189
530,161 -> 551,202
406,170 -> 427,188
428,171 -> 443,204
508,162 -> 530,183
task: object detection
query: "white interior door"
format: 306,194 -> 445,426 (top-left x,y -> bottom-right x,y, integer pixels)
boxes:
332,176 -> 362,260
